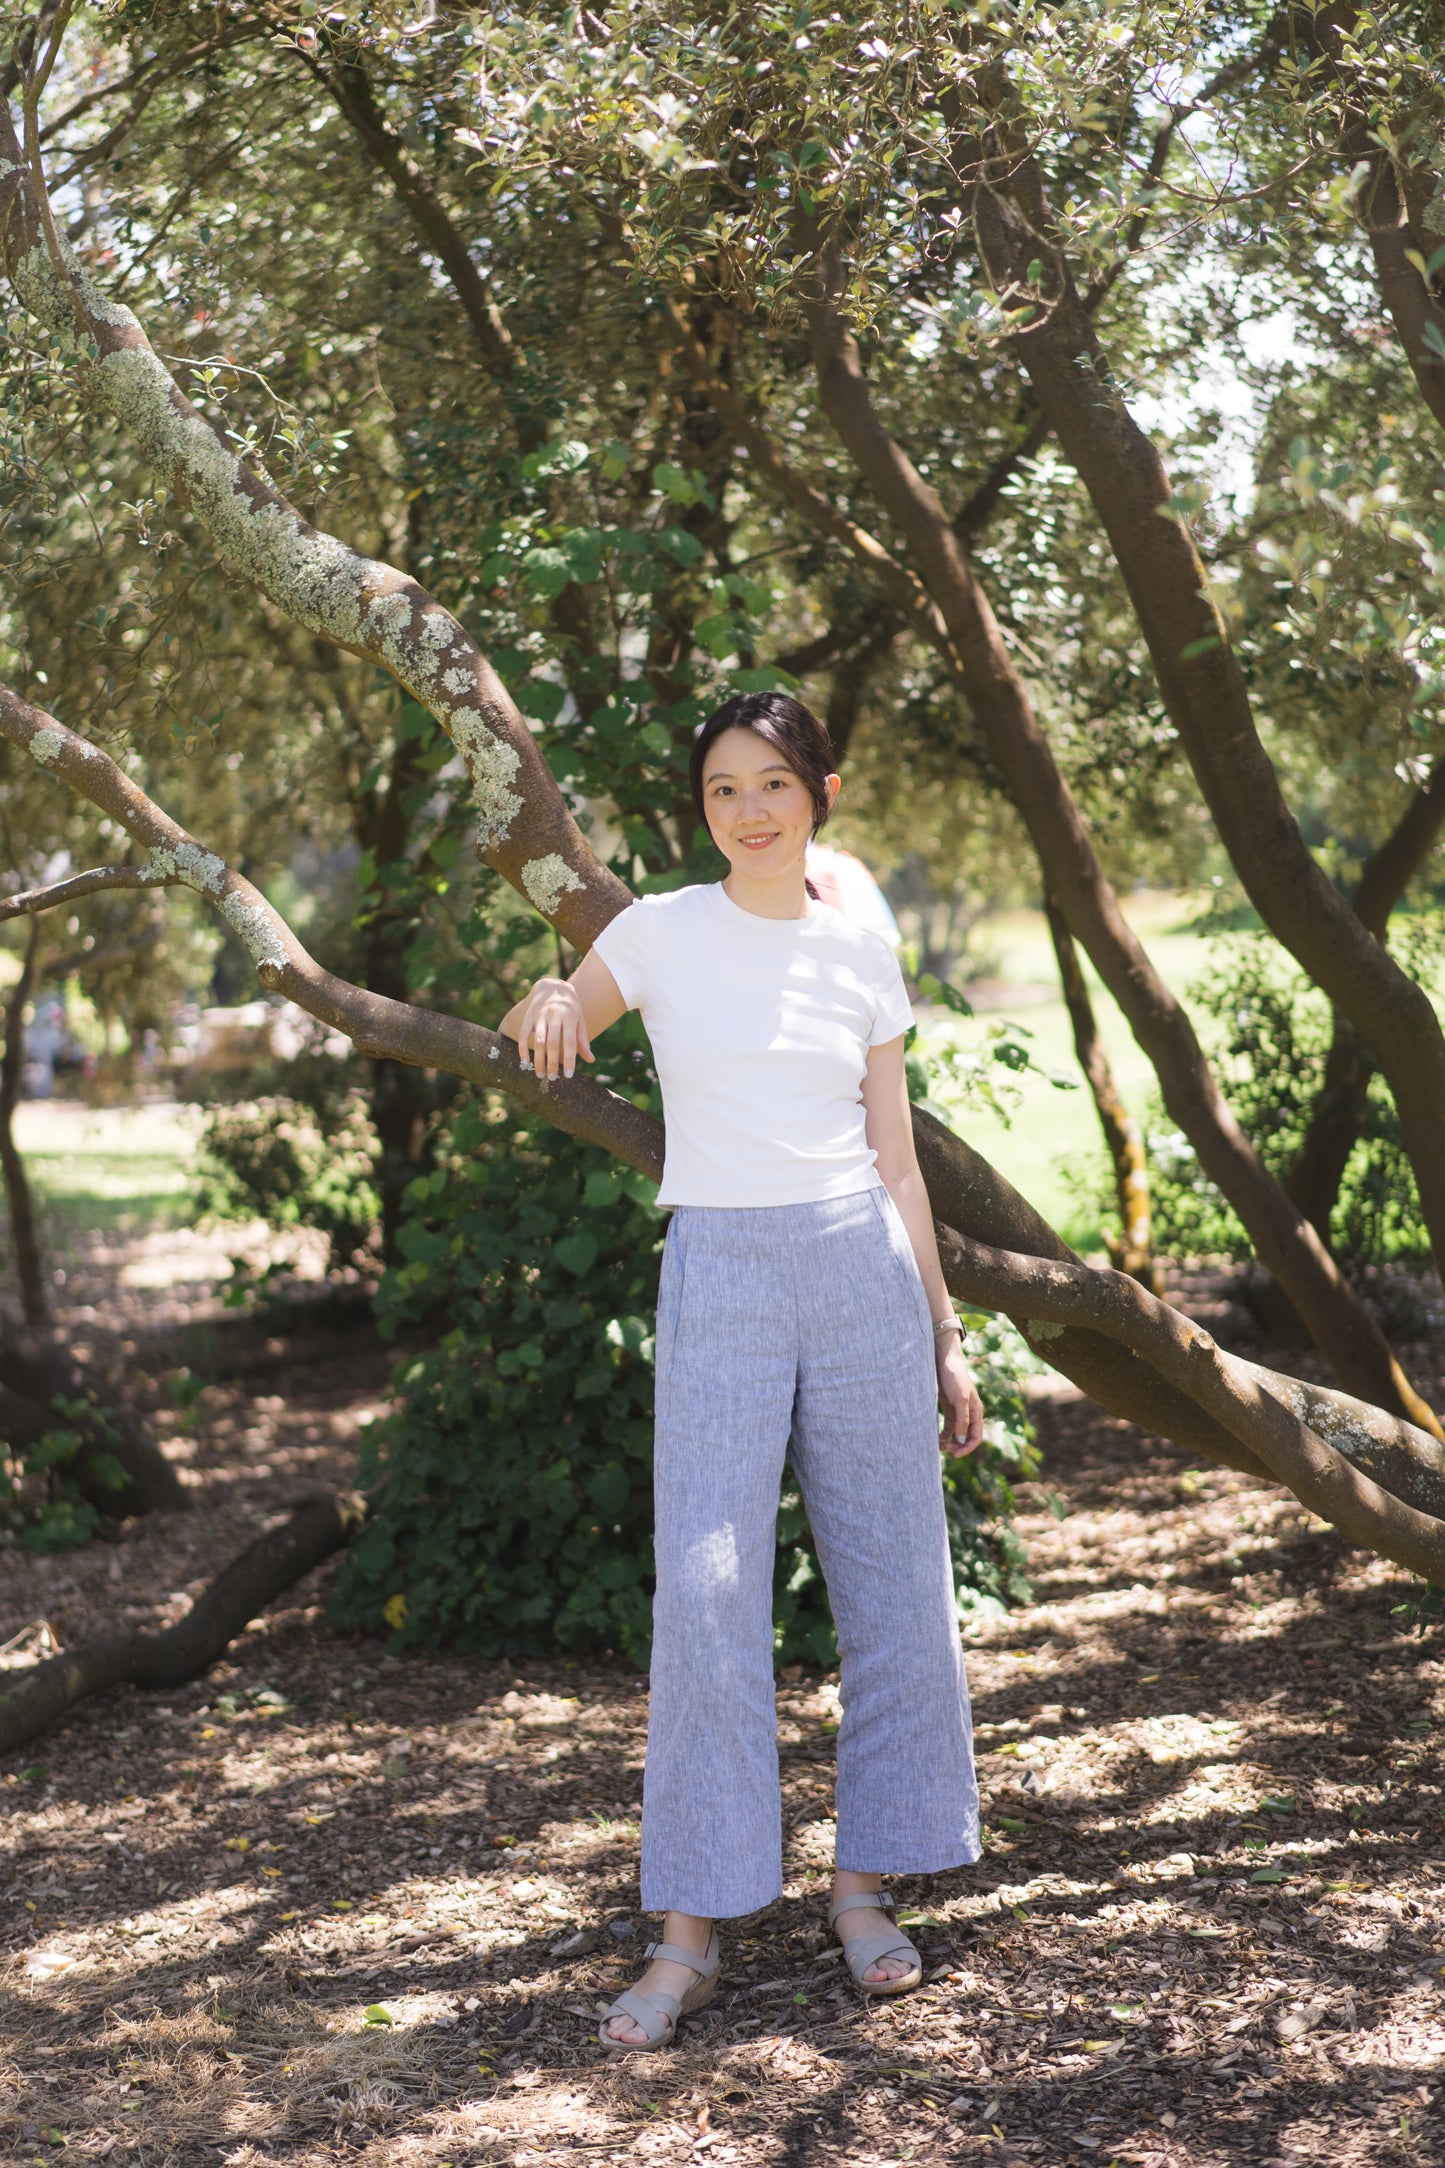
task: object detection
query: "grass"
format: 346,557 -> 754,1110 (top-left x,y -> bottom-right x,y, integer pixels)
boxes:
10,1099 -> 200,1242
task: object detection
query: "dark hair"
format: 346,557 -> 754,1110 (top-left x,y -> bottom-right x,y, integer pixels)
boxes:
688,691 -> 836,840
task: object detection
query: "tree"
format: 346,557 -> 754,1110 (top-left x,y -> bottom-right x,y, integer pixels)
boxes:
6,0 -> 1445,1676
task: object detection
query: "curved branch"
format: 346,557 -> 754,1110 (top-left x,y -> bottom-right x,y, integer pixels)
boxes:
937,1227 -> 1445,1587
0,681 -> 665,1178
0,98 -> 625,951
0,863 -> 175,920
663,297 -> 952,653
0,1491 -> 360,1755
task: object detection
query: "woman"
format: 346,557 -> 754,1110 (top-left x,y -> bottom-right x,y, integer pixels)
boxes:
502,691 -> 982,2052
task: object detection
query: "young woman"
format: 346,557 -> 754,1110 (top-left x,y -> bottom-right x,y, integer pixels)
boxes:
502,691 -> 982,2053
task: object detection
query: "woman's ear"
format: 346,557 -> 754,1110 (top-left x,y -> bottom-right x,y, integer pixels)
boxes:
824,772 -> 842,811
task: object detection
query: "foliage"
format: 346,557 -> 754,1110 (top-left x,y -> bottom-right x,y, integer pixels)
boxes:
195,1087 -> 383,1285
333,1076 -> 1047,1666
1142,934 -> 1434,1271
0,1401 -> 130,1554
330,1073 -> 668,1663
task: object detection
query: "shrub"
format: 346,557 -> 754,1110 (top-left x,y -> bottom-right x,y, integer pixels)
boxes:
1,1401 -> 130,1554
195,1089 -> 383,1283
1142,933 -> 1432,1271
332,1072 -> 1046,1667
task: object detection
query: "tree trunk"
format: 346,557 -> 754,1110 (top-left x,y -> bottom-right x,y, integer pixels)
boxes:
1287,761 -> 1445,1242
0,1315 -> 189,1516
0,921 -> 50,1327
1042,893 -> 1160,1291
800,268 -> 1440,1436
964,143 -> 1445,1302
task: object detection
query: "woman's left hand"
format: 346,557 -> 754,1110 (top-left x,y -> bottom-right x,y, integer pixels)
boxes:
937,1338 -> 984,1458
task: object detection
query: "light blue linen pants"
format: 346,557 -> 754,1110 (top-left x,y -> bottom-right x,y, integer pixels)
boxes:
641,1188 -> 980,1918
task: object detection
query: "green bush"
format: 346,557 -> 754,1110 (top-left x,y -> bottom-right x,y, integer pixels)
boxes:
332,1074 -> 1046,1667
1,1401 -> 130,1554
1142,934 -> 1433,1271
195,1089 -> 383,1283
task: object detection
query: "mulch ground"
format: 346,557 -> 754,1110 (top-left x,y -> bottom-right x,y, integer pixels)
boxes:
2,1230 -> 1444,2167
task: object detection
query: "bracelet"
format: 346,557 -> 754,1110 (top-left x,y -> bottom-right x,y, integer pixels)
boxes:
932,1314 -> 965,1344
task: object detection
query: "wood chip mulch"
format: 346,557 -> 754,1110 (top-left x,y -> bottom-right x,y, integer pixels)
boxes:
2,1240 -> 1443,2166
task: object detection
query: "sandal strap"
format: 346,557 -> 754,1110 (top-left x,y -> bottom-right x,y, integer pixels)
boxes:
603,1986 -> 682,2042
828,1890 -> 896,1929
839,1929 -> 919,1979
643,1934 -> 720,1981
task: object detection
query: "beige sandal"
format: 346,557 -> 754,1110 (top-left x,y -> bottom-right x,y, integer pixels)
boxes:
598,1926 -> 722,2052
830,1890 -> 923,1997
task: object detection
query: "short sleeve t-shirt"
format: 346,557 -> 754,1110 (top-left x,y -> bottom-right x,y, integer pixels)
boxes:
591,883 -> 913,1209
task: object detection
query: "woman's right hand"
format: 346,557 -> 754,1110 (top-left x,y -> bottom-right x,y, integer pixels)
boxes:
515,975 -> 594,1080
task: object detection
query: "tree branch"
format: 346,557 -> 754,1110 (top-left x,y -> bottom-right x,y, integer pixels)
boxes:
0,1490 -> 360,1755
0,682 -> 664,1176
955,91 -> 1445,1307
0,863 -> 176,921
790,239 -> 1437,1433
0,95 -> 625,951
938,1226 -> 1445,1587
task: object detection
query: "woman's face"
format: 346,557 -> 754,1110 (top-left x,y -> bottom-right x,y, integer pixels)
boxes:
701,727 -> 835,885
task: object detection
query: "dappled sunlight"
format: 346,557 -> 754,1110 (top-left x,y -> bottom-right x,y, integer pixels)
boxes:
3,1231 -> 1445,2163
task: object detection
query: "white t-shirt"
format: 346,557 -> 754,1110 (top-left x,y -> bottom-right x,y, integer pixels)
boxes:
591,883 -> 914,1209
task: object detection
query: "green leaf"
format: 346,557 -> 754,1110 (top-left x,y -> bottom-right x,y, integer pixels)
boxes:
652,460 -> 699,504
1179,635 -> 1223,660
363,2004 -> 395,2027
1422,320 -> 1445,363
1250,1867 -> 1285,1884
553,1232 -> 600,1276
588,1461 -> 631,1518
917,972 -> 974,1017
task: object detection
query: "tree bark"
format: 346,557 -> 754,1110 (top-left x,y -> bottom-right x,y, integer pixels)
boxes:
962,129 -> 1445,1301
796,262 -> 1438,1434
0,1490 -> 360,1754
0,919 -> 49,1326
1042,893 -> 1160,1290
0,102 -> 628,956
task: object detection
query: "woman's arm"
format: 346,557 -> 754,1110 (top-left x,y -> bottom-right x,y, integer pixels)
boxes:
863,1035 -> 985,1457
500,949 -> 628,1079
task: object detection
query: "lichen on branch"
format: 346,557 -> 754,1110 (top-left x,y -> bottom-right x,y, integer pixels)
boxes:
0,99 -> 626,950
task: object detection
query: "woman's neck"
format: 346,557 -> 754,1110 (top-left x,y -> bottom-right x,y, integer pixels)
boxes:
721,862 -> 812,921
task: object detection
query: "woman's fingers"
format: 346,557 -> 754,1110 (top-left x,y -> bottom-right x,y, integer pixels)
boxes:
940,1371 -> 984,1458
516,986 -> 591,1079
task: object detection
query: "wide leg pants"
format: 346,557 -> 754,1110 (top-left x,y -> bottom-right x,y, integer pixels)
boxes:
640,1188 -> 980,1918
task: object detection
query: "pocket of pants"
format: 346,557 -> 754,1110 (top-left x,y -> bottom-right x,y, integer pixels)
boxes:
655,1212 -> 689,1379
870,1188 -> 935,1343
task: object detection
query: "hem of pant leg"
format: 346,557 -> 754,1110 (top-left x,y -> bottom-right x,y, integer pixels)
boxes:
832,1838 -> 983,1875
639,1880 -> 785,1920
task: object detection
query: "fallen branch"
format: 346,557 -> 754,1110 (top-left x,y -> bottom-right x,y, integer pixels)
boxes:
0,1490 -> 364,1756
